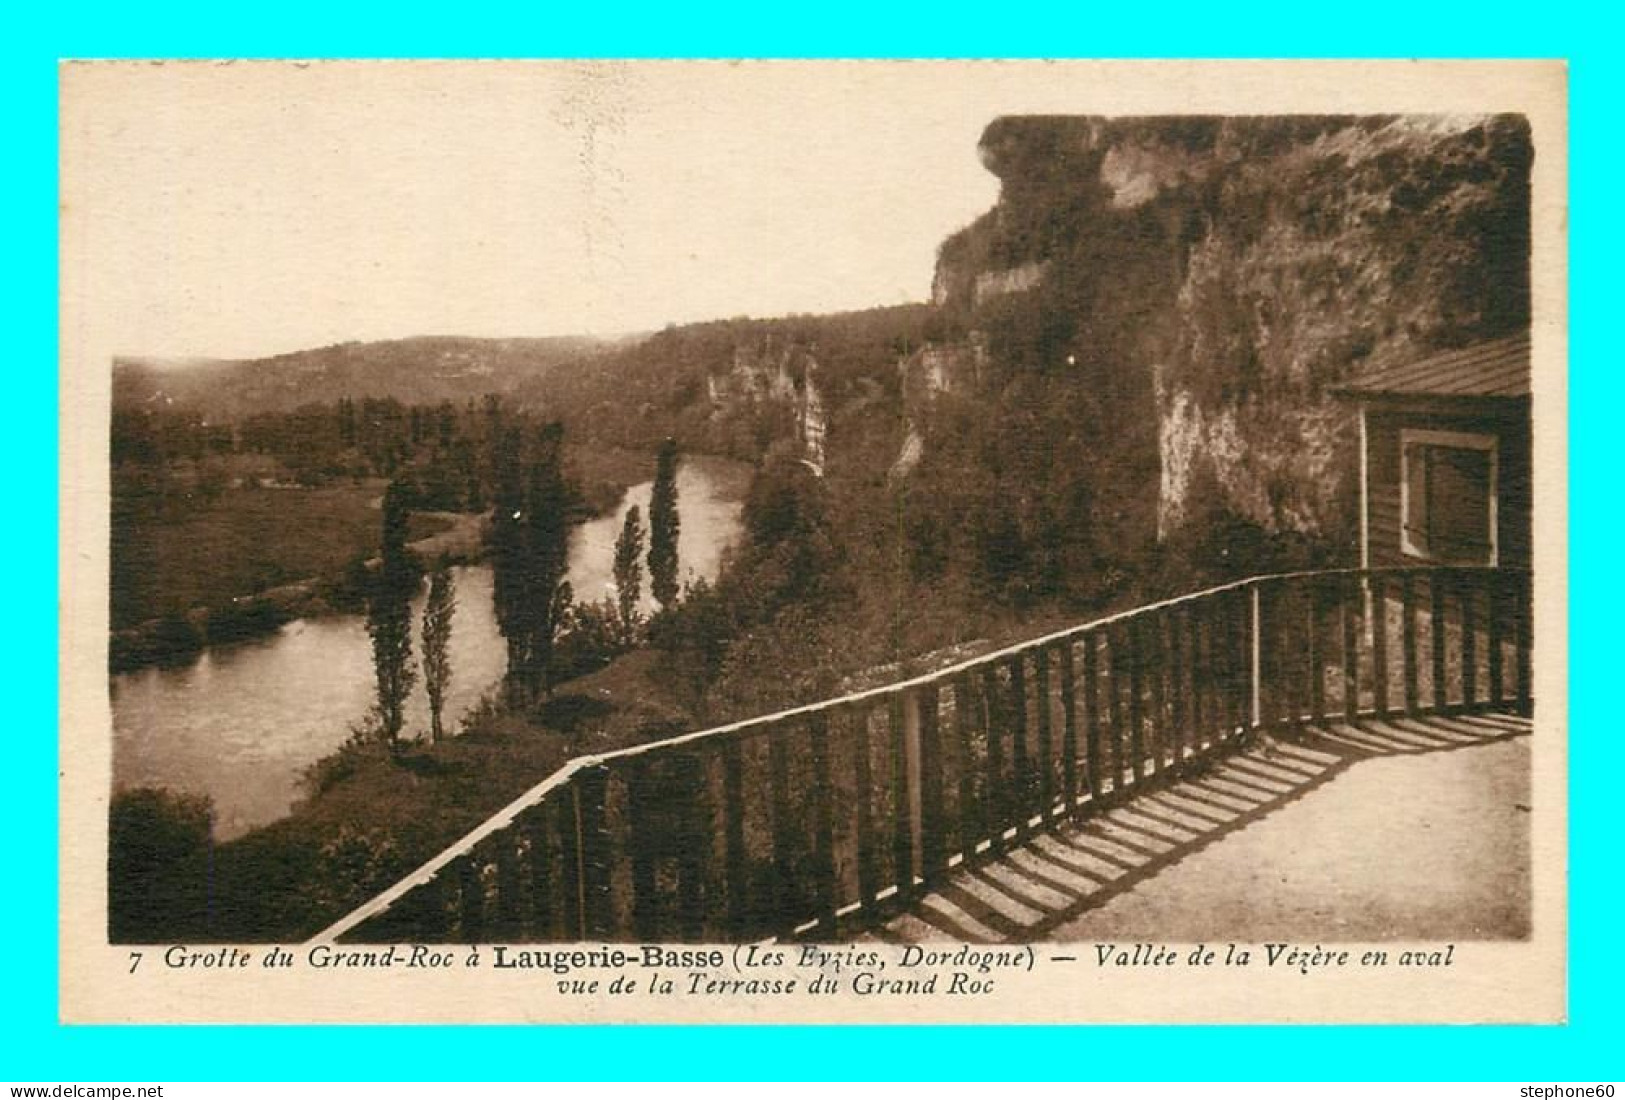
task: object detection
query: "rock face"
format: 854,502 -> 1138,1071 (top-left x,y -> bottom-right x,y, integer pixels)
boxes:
922,113 -> 1532,553
892,335 -> 988,480
706,335 -> 828,474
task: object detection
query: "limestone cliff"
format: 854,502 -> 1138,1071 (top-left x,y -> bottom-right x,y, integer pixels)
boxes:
705,334 -> 828,474
919,113 -> 1532,555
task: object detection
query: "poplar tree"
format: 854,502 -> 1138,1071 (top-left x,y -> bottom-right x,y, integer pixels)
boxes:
612,504 -> 645,645
648,438 -> 681,608
421,564 -> 455,742
367,480 -> 418,744
519,422 -> 572,699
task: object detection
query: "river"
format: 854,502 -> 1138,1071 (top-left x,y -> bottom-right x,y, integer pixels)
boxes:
110,454 -> 751,840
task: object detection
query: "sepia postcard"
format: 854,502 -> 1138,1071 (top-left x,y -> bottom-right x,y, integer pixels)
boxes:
59,58 -> 1568,1024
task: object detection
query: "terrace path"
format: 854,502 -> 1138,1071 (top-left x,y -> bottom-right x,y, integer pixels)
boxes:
874,711 -> 1531,944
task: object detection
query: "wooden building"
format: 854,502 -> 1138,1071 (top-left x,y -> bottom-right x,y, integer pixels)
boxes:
1334,332 -> 1532,570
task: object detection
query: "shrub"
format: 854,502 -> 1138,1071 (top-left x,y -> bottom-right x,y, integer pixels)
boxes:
108,787 -> 214,942
302,715 -> 389,796
207,598 -> 293,646
147,614 -> 204,665
297,824 -> 406,916
551,597 -> 628,683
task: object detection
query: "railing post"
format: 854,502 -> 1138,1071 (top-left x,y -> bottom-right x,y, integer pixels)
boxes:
1187,610 -> 1205,751
1272,580 -> 1289,729
525,810 -> 554,941
1008,657 -> 1032,835
629,760 -> 659,941
575,765 -> 613,940
558,789 -> 583,941
1148,617 -> 1169,772
1308,579 -> 1324,721
1343,573 -> 1360,722
954,677 -> 980,862
720,739 -> 748,939
809,712 -> 839,936
1059,641 -> 1079,811
902,689 -> 924,886
457,854 -> 484,944
674,754 -> 707,942
418,872 -> 448,942
982,664 -> 1007,851
1034,647 -> 1055,819
850,706 -> 880,913
494,835 -> 522,940
1516,570 -> 1533,716
1082,632 -> 1104,805
1431,572 -> 1448,712
889,693 -> 916,896
917,686 -> 946,886
1176,604 -> 1189,760
768,730 -> 796,932
1461,571 -> 1478,710
1402,572 -> 1420,715
1250,582 -> 1262,731
1125,622 -> 1145,785
1106,627 -> 1126,788
1371,573 -> 1389,718
1488,571 -> 1505,706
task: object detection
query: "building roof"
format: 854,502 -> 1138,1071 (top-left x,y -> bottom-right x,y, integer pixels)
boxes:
1334,332 -> 1530,400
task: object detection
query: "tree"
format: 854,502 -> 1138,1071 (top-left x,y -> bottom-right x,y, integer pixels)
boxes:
421,564 -> 456,742
738,452 -> 845,611
337,396 -> 357,448
648,437 -> 681,608
436,400 -> 457,451
367,480 -> 418,743
519,424 -> 573,699
489,422 -> 575,704
490,424 -> 527,686
612,504 -> 645,645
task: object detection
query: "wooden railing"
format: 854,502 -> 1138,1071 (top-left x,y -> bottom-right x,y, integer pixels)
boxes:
315,566 -> 1532,945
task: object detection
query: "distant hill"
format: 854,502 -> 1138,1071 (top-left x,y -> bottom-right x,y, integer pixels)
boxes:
112,334 -> 629,417
108,306 -> 938,471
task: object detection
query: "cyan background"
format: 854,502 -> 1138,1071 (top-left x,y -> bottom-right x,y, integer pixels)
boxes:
13,4 -> 1607,1079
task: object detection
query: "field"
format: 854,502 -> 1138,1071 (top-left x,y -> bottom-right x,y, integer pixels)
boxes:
565,444 -> 660,514
111,480 -> 451,629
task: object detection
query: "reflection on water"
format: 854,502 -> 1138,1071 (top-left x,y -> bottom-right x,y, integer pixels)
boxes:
111,455 -> 749,840
566,457 -> 746,611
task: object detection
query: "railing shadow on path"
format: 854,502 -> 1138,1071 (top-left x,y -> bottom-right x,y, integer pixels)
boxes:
876,710 -> 1531,944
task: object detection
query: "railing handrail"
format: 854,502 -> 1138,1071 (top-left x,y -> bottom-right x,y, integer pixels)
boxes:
313,760 -> 586,942
312,563 -> 1526,943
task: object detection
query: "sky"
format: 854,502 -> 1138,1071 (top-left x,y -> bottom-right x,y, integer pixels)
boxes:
59,61 -> 1068,361
63,60 -> 1556,363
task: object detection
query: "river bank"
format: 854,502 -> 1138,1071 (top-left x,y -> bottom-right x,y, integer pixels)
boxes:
108,444 -> 667,674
